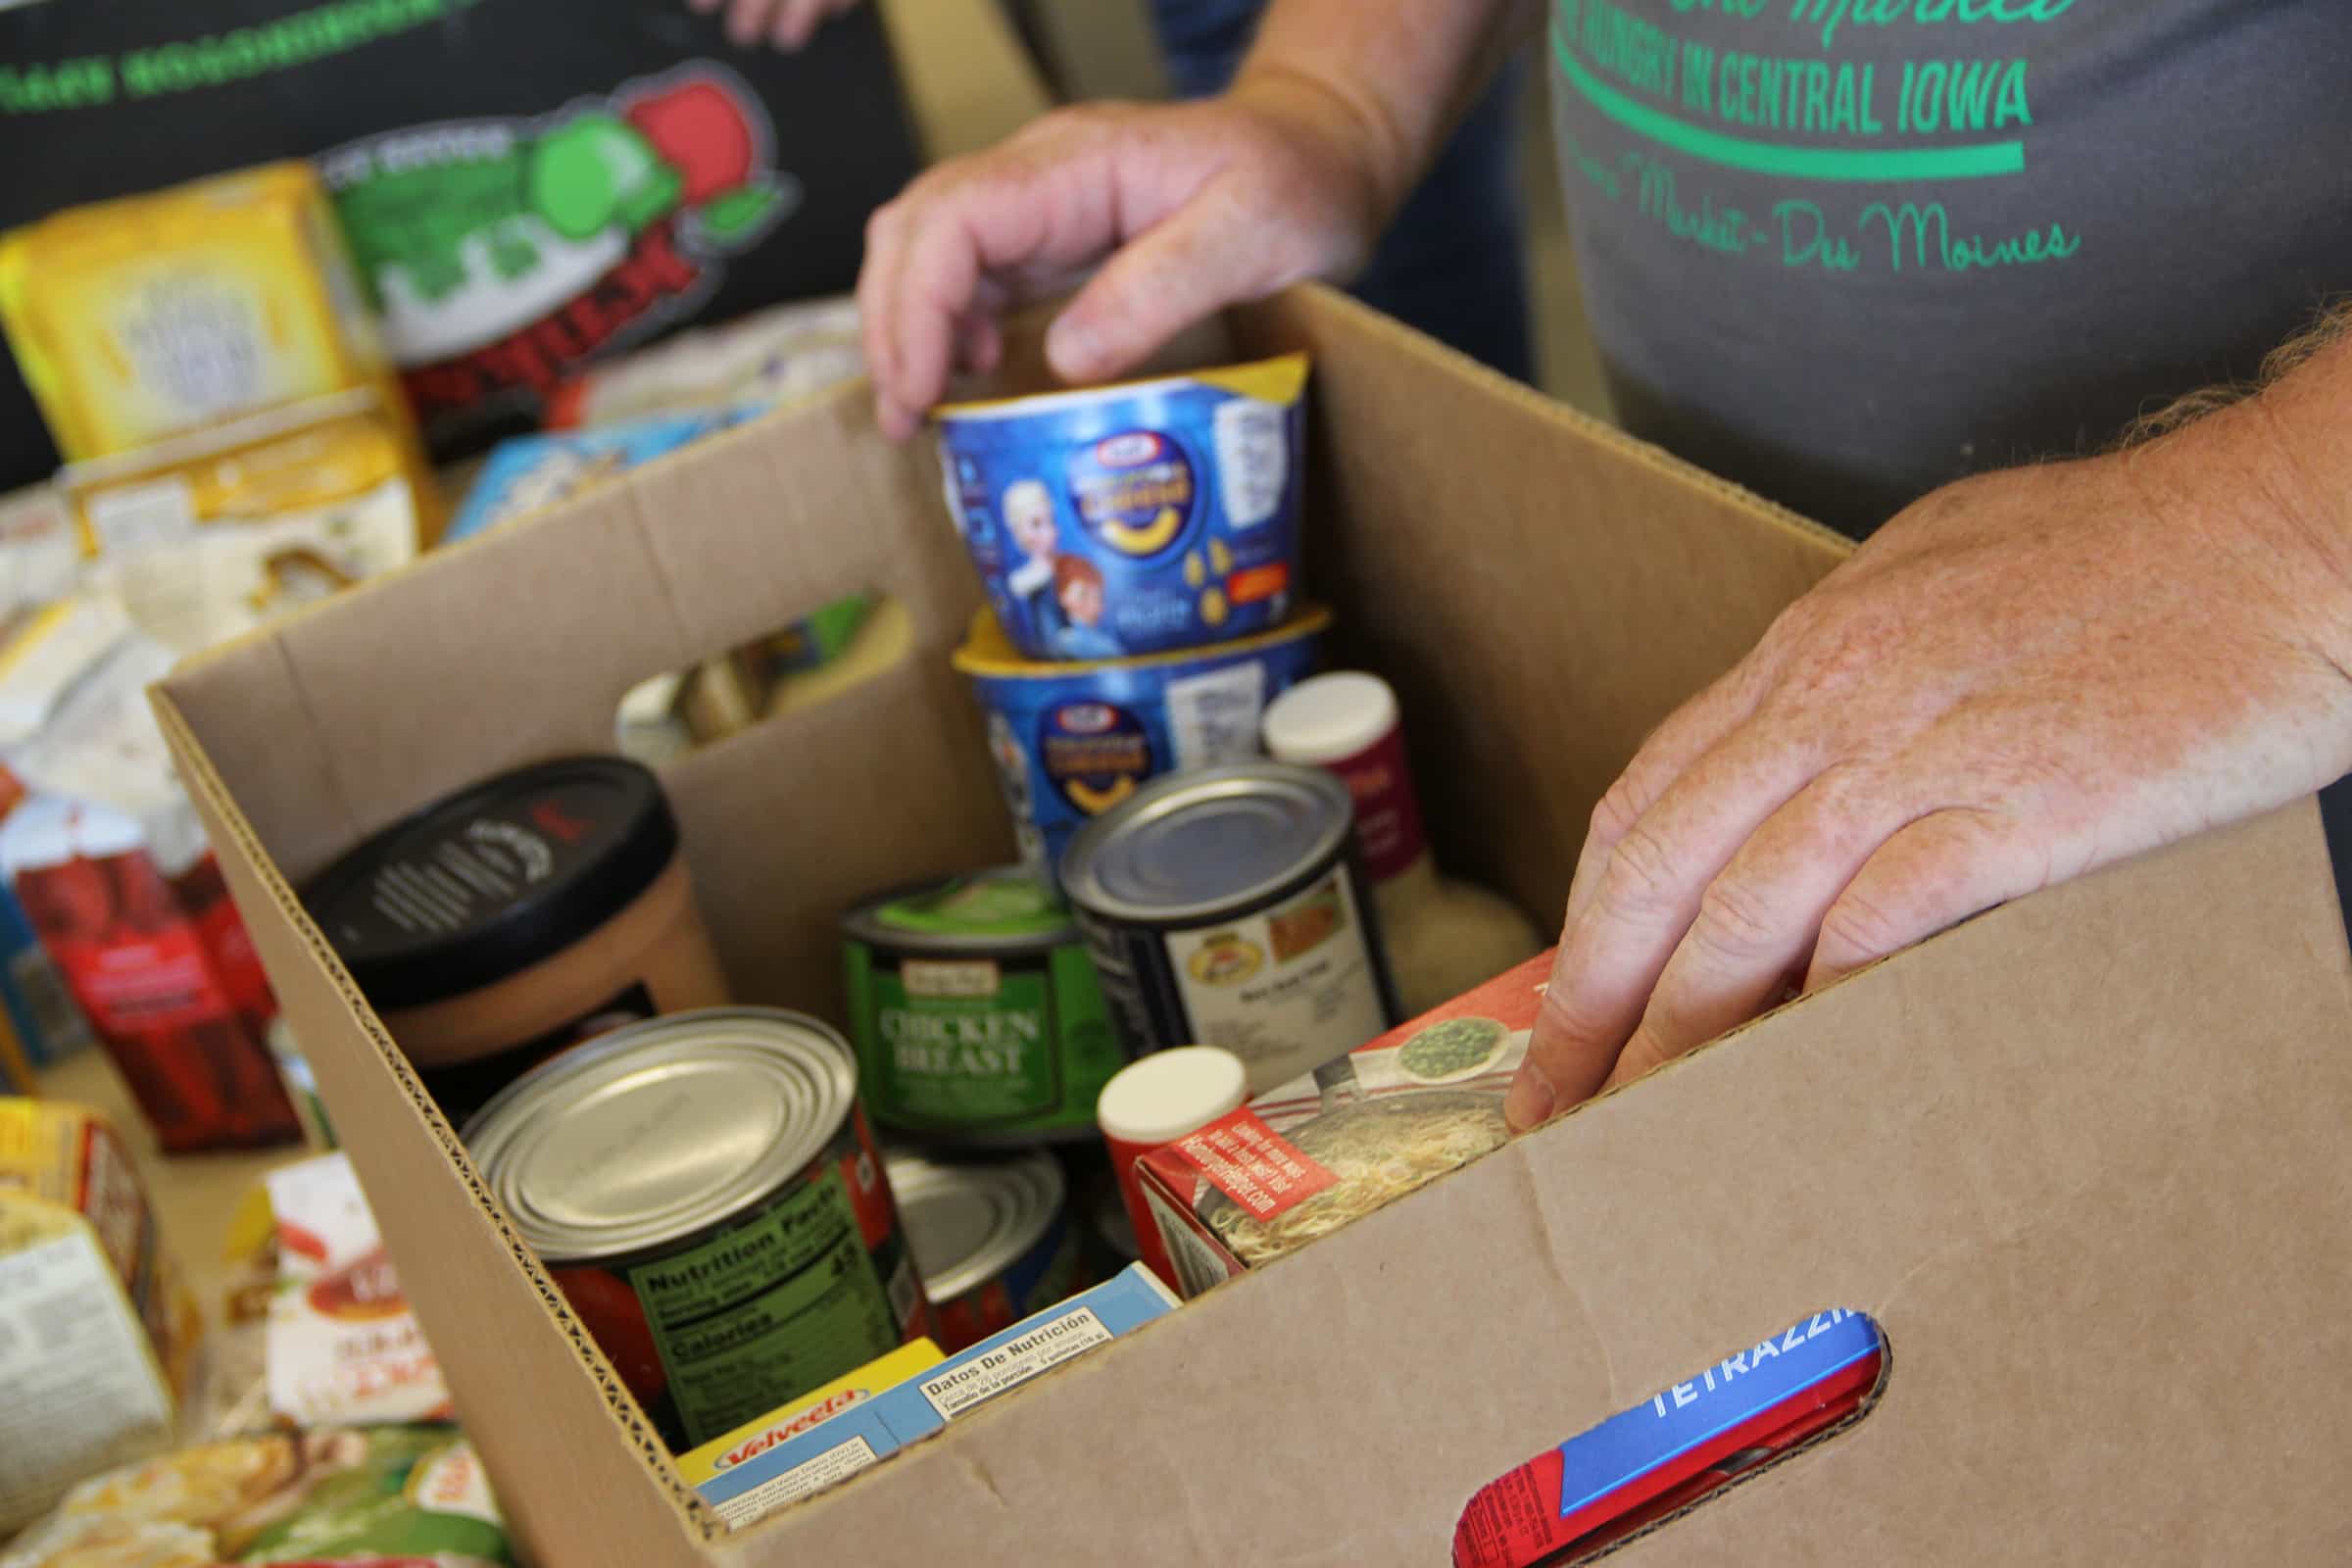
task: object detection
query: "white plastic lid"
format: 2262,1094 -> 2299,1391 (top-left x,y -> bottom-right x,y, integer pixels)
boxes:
1261,671 -> 1399,766
1096,1046 -> 1249,1145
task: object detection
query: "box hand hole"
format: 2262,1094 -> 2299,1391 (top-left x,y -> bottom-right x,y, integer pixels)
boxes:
1452,1308 -> 1886,1568
612,593 -> 905,764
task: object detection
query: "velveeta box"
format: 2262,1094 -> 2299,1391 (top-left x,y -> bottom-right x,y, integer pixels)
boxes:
694,1265 -> 1177,1530
676,1339 -> 945,1491
1139,953 -> 1550,1298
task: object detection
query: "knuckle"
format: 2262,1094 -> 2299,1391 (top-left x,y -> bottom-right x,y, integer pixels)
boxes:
1588,779 -> 1644,846
1690,874 -> 1784,961
1816,883 -> 1912,964
1596,821 -> 1684,921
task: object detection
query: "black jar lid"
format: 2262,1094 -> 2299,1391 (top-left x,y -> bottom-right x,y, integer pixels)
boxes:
304,757 -> 680,1009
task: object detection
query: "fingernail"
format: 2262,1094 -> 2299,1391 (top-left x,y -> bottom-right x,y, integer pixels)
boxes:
1045,316 -> 1099,380
1503,1063 -> 1557,1135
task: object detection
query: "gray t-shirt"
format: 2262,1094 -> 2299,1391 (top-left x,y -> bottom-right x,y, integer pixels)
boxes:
1546,0 -> 2352,534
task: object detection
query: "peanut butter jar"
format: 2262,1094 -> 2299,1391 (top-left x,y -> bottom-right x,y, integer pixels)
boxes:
304,756 -> 728,1122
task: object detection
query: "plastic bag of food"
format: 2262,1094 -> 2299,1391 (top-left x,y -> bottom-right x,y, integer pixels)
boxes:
264,1155 -> 452,1430
2,1427 -> 512,1568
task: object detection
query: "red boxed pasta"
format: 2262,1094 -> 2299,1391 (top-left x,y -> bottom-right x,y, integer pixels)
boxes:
1135,951 -> 1549,1298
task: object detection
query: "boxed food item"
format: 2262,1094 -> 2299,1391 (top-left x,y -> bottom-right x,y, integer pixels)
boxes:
0,1100 -> 202,1533
64,389 -> 434,654
673,1340 -> 944,1494
689,1263 -> 1175,1528
148,286 -> 2352,1567
1135,953 -> 1544,1298
1454,1309 -> 1885,1568
444,410 -> 761,544
0,164 -> 409,466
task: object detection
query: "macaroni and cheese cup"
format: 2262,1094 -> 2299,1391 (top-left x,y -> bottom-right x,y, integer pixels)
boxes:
952,604 -> 1330,896
933,355 -> 1309,662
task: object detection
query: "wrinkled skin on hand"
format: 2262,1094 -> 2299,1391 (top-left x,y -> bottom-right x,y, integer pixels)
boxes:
1508,410 -> 2352,1130
856,73 -> 1396,438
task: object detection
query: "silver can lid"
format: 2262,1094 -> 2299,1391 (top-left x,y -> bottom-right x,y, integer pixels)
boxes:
1059,761 -> 1354,927
885,1150 -> 1064,1302
466,1007 -> 858,1264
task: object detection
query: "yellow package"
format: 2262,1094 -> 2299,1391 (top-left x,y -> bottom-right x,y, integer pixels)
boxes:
62,389 -> 439,653
674,1340 -> 945,1489
0,1100 -> 203,1397
0,162 -> 410,465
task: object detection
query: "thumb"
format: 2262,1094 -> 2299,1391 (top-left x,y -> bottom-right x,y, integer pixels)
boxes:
1045,185 -> 1279,384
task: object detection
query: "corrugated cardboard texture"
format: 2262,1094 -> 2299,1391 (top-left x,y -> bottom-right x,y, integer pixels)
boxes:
159,286 -> 2352,1565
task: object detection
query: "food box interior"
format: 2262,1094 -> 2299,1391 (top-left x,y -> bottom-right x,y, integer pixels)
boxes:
156,285 -> 2352,1566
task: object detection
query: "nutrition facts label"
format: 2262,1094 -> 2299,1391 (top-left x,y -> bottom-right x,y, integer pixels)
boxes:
1211,399 -> 1287,529
1163,662 -> 1269,771
630,1167 -> 902,1448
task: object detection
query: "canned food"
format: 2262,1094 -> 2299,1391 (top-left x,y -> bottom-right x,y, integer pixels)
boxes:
1061,762 -> 1400,1096
842,870 -> 1123,1145
464,1008 -> 931,1453
934,356 -> 1308,662
951,605 -> 1328,895
885,1151 -> 1078,1353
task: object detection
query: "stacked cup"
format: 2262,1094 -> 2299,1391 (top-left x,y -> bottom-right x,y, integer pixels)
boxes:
934,354 -> 1329,899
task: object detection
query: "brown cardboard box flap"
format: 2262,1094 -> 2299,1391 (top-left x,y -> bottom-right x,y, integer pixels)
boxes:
158,284 -> 2352,1565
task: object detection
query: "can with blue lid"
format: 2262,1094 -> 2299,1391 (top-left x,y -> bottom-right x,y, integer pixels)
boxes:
1059,761 -> 1400,1096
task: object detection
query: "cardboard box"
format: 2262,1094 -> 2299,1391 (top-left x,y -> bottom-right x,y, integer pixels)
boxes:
153,284 -> 2352,1565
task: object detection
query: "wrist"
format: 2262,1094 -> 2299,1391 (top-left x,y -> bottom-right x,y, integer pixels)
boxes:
2156,339 -> 2352,686
1226,64 -> 1416,227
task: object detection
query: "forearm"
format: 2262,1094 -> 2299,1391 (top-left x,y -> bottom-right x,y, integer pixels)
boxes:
2129,308 -> 2352,682
1234,0 -> 1542,216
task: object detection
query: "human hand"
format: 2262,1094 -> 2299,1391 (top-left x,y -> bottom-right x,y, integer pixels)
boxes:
1506,412 -> 2352,1132
857,71 -> 1403,439
688,0 -> 863,51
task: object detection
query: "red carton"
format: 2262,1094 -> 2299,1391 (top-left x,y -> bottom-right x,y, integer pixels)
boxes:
1137,951 -> 1550,1297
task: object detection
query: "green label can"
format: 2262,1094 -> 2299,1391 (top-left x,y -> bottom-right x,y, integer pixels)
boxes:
464,1008 -> 931,1453
844,869 -> 1125,1144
